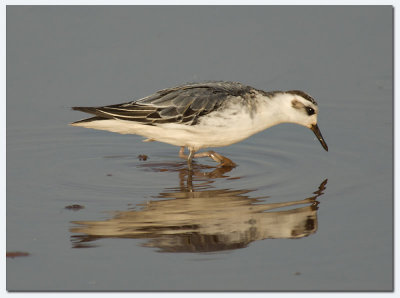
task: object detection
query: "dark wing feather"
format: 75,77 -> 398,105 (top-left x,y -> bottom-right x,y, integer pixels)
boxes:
72,81 -> 254,126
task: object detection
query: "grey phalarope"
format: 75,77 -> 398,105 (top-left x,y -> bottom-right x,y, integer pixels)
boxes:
71,81 -> 328,167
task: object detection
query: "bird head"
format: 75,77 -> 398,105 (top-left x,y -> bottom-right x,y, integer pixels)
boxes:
280,90 -> 328,152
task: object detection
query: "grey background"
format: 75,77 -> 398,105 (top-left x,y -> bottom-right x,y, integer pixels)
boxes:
7,6 -> 392,291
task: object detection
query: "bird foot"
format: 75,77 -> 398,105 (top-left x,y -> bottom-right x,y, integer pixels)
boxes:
207,151 -> 237,167
179,147 -> 236,167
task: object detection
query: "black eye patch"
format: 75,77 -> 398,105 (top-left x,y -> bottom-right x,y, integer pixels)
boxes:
305,107 -> 315,116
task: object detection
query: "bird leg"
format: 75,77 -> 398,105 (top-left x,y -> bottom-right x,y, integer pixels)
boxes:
179,146 -> 186,158
179,146 -> 196,169
179,147 -> 236,167
179,146 -> 190,161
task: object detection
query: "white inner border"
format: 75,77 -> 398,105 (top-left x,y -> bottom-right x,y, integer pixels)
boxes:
2,1 -> 397,297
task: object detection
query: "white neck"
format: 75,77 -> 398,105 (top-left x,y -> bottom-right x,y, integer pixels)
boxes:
251,93 -> 295,132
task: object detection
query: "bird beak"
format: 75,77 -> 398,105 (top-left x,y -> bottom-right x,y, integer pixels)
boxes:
310,124 -> 328,151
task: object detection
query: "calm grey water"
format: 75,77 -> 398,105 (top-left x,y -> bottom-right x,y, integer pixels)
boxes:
7,6 -> 392,291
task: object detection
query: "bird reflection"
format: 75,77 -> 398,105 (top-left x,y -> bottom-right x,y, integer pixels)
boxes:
70,162 -> 327,253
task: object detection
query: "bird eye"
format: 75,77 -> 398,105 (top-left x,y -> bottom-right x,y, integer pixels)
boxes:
305,107 -> 315,116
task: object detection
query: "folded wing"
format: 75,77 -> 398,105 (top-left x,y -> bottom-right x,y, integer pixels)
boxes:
72,81 -> 253,126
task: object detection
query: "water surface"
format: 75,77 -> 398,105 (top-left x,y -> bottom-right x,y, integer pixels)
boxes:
7,6 -> 392,291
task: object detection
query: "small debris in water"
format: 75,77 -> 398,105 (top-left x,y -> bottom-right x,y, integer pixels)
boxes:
106,173 -> 112,176
138,154 -> 148,161
7,251 -> 30,258
65,204 -> 85,211
294,272 -> 301,276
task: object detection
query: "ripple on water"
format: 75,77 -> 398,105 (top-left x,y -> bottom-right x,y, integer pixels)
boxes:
16,125 -> 328,205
